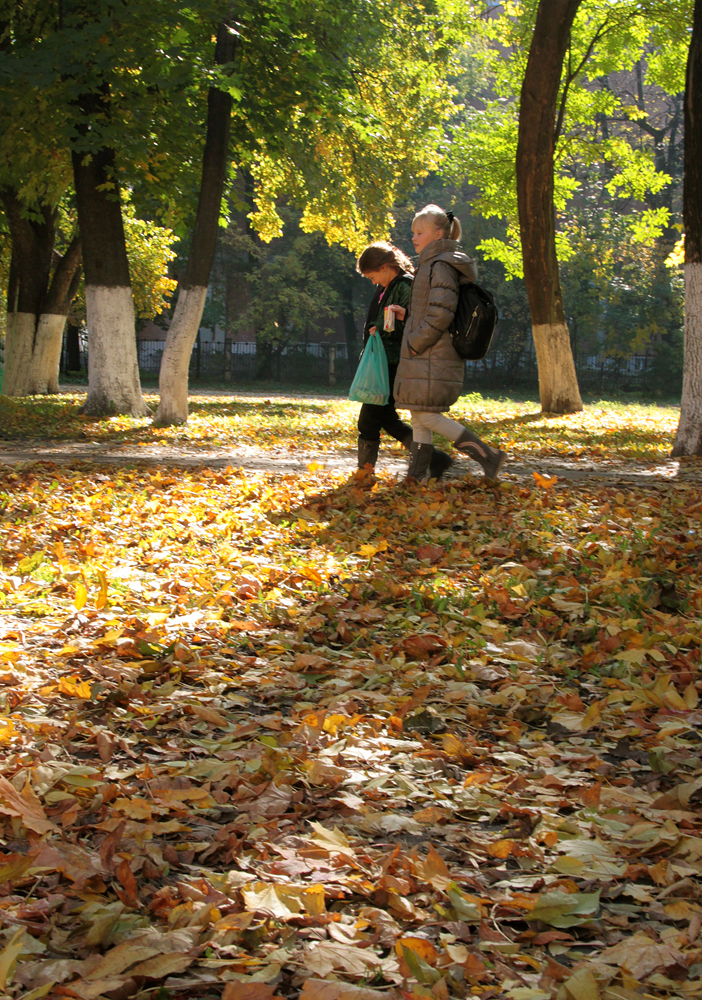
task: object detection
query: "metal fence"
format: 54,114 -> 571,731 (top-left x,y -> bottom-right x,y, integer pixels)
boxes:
56,330 -> 681,397
463,346 -> 681,397
136,340 -> 353,383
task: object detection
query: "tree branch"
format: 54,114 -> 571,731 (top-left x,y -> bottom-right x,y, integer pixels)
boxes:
554,19 -> 609,145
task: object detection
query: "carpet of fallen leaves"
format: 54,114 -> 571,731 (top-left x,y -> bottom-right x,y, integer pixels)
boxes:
0,393 -> 681,463
0,397 -> 702,1000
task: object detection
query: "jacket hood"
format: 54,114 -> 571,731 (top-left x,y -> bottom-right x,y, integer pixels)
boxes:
418,239 -> 477,280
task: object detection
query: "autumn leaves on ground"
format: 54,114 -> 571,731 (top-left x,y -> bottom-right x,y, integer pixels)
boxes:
0,393 -> 701,1000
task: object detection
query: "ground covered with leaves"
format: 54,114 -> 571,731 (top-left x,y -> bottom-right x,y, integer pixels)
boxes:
0,396 -> 701,1000
0,393 -> 681,465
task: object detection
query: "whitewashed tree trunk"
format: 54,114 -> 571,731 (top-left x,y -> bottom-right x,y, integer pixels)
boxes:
532,322 -> 583,413
516,0 -> 584,414
28,313 -> 67,394
154,19 -> 237,426
673,263 -> 702,455
154,287 -> 208,426
83,286 -> 150,416
2,313 -> 35,396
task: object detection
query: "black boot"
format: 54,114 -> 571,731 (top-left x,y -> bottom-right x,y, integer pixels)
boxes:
358,437 -> 380,469
405,442 -> 434,481
401,432 -> 453,481
455,428 -> 506,480
429,448 -> 454,480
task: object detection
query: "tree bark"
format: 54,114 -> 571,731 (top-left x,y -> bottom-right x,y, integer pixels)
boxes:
155,19 -> 238,426
673,0 -> 702,456
27,235 -> 83,394
72,143 -> 149,416
516,0 -> 583,414
1,196 -> 82,396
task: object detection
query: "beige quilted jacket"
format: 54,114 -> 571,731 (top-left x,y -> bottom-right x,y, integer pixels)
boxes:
394,240 -> 477,412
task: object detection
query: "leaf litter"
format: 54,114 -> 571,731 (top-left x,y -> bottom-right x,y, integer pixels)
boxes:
0,438 -> 701,1000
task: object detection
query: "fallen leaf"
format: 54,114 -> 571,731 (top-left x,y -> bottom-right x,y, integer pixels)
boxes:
598,932 -> 686,978
300,981 -> 389,1000
0,928 -> 26,989
0,777 -> 56,835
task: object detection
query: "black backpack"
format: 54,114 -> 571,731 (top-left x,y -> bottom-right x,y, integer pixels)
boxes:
450,280 -> 498,360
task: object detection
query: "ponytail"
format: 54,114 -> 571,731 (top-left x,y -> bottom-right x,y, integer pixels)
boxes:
413,204 -> 462,242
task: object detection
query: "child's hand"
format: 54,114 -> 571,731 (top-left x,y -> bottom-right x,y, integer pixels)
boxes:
387,305 -> 406,321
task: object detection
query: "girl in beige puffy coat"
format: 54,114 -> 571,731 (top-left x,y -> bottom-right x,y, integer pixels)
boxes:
394,204 -> 506,481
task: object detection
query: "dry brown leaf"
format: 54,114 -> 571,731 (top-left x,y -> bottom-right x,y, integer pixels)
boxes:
413,805 -> 451,825
250,783 -> 293,817
0,776 -> 56,835
300,980 -> 391,1000
0,927 -> 26,990
598,932 -> 686,978
127,953 -> 194,978
223,983 -> 281,1000
32,842 -> 105,887
652,776 -> 702,811
303,941 -> 382,977
191,702 -> 230,727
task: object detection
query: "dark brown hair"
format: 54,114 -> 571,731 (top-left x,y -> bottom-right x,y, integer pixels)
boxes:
356,241 -> 414,275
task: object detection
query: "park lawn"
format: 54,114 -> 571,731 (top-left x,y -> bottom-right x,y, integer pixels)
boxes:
0,458 -> 701,999
0,390 -> 682,463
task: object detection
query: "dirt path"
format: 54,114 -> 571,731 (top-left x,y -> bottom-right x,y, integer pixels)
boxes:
1,436 -> 702,487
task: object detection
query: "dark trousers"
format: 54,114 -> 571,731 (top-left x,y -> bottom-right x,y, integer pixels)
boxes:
357,364 -> 411,443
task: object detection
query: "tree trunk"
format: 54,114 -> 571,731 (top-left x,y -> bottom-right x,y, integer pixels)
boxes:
1,197 -> 55,396
27,234 -> 83,394
72,144 -> 149,416
2,313 -> 36,395
1,196 -> 82,396
672,0 -> 702,456
155,20 -> 237,426
516,0 -> 583,414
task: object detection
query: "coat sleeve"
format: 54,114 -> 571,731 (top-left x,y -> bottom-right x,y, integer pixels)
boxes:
387,279 -> 411,345
407,262 -> 459,356
363,285 -> 383,345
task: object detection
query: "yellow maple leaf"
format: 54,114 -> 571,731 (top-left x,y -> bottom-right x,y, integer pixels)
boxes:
533,471 -> 558,490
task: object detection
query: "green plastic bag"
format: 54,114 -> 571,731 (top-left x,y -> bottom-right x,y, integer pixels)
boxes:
348,332 -> 390,406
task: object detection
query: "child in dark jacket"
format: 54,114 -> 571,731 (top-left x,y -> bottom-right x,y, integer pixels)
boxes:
356,242 -> 453,479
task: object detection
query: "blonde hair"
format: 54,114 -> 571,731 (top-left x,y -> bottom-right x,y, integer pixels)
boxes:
413,203 -> 462,241
356,242 -> 414,275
